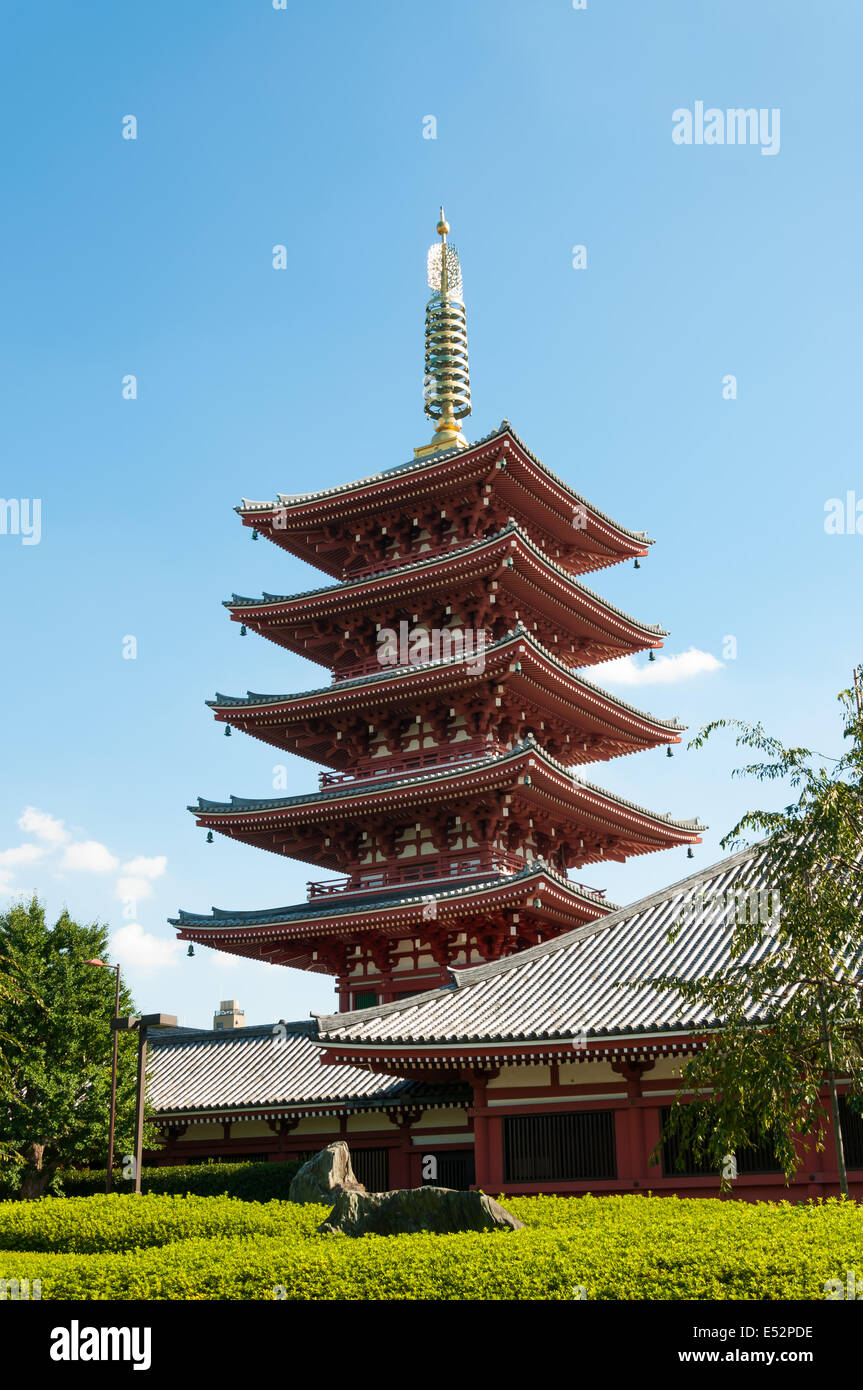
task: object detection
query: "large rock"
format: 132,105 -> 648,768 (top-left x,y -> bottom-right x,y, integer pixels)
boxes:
289,1141 -> 367,1205
317,1185 -> 524,1237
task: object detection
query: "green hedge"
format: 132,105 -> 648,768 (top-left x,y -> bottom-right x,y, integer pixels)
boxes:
0,1193 -> 319,1255
1,1193 -> 862,1299
54,1160 -> 305,1201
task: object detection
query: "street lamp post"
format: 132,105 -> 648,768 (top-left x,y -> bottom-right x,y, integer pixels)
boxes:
114,1013 -> 178,1194
85,958 -> 121,1195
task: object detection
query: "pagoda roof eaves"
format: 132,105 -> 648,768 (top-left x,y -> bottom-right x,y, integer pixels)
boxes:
223,518 -> 668,638
206,626 -> 687,734
170,861 -> 616,932
236,421 -> 654,546
189,736 -> 706,834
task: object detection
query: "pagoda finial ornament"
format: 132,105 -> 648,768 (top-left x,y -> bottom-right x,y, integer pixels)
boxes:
415,207 -> 472,457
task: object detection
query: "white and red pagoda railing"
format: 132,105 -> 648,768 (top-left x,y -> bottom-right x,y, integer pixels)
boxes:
307,850 -> 525,900
306,851 -> 607,902
318,739 -> 509,789
331,653 -> 394,681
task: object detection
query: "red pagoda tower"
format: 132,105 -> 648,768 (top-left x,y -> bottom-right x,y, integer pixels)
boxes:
172,210 -> 704,1010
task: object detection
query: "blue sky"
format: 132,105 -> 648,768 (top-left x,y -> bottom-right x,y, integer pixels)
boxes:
1,0 -> 860,1029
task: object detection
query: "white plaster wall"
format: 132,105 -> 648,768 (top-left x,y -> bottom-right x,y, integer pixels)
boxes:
487,1065 -> 552,1089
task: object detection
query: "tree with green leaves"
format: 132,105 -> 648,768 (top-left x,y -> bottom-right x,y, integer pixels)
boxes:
0,952 -> 25,1123
643,678 -> 863,1195
0,898 -> 145,1197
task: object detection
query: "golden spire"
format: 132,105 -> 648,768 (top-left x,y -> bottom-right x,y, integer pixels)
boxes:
414,206 -> 471,457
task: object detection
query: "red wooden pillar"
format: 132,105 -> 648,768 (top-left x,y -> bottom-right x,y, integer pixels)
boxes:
629,1105 -> 646,1182
794,1129 -> 820,1197
641,1106 -> 663,1185
389,1141 -> 412,1188
613,1108 -> 634,1185
486,1116 -> 504,1191
470,1073 -> 491,1189
611,1059 -> 656,1186
473,1112 -> 489,1188
265,1116 -> 300,1162
384,1111 -> 421,1188
813,1098 -> 840,1196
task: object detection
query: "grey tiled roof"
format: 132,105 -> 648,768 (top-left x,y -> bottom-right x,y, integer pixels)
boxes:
315,844 -> 791,1045
237,421 -> 653,546
147,1019 -> 468,1115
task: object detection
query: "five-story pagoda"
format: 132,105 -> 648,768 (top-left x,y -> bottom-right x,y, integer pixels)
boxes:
172,211 -> 704,1010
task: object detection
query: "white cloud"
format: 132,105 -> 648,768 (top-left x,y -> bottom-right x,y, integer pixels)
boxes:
110,922 -> 183,973
60,841 -> 120,874
115,875 -> 155,902
7,811 -> 171,916
599,647 -> 723,687
0,844 -> 46,868
122,855 -> 167,880
18,807 -> 69,846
